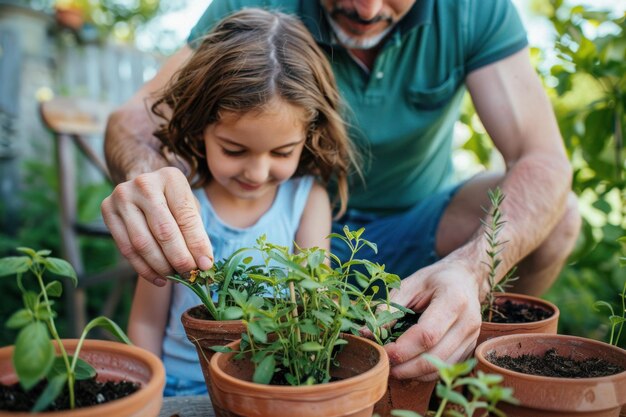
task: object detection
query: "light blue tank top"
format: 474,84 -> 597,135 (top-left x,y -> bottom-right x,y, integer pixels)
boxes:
162,176 -> 314,382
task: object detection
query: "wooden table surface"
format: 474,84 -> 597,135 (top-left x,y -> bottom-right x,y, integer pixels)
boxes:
159,395 -> 216,417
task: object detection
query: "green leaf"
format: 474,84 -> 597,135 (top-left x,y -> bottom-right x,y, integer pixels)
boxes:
82,316 -> 131,344
0,256 -> 30,277
300,341 -> 323,352
48,355 -> 95,381
390,411 -> 423,417
73,357 -> 96,380
298,320 -> 321,335
591,198 -> 612,214
17,247 -> 37,257
45,258 -> 77,286
31,373 -> 67,412
210,346 -> 233,353
36,249 -> 52,257
14,322 -> 54,390
593,300 -> 615,315
312,310 -> 333,325
252,354 -> 276,385
222,307 -> 243,320
300,278 -> 323,290
6,309 -> 33,329
45,281 -> 63,298
23,291 -> 37,311
307,250 -> 326,269
248,320 -> 268,343
436,384 -> 469,407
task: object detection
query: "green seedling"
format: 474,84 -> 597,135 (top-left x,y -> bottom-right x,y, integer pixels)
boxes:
0,247 -> 130,411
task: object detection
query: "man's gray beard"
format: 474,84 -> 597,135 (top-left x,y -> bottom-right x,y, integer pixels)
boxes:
326,12 -> 395,50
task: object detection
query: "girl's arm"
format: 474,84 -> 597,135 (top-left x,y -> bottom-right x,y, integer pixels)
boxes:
128,276 -> 173,356
295,182 -> 332,252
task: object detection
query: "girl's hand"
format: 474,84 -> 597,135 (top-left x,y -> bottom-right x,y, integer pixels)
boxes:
101,167 -> 214,286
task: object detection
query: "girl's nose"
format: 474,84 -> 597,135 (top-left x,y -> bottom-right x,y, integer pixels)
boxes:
353,0 -> 384,22
243,157 -> 270,183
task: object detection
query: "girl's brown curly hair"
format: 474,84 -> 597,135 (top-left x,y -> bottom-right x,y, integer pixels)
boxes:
151,8 -> 358,217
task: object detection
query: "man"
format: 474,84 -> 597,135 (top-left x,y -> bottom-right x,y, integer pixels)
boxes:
102,0 -> 580,380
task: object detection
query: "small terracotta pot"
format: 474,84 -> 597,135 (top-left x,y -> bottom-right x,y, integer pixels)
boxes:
0,339 -> 165,416
180,305 -> 246,413
373,376 -> 436,417
475,334 -> 626,416
478,292 -> 559,346
55,7 -> 84,30
209,333 -> 389,417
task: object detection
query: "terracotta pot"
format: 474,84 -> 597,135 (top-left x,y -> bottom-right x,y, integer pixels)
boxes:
373,376 -> 436,417
55,7 -> 84,30
181,305 -> 246,410
477,292 -> 559,346
0,339 -> 165,416
475,334 -> 626,416
209,333 -> 389,417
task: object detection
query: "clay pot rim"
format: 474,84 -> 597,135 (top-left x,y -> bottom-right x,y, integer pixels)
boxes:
475,333 -> 626,383
485,292 -> 560,326
0,339 -> 165,416
210,333 -> 389,394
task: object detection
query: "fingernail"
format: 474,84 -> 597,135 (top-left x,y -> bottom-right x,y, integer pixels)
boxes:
154,277 -> 167,287
198,255 -> 213,270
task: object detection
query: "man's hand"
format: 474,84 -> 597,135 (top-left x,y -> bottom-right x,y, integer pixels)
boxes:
101,167 -> 214,286
384,260 -> 483,381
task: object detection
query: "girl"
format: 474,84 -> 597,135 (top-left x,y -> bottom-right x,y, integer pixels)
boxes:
127,8 -> 357,396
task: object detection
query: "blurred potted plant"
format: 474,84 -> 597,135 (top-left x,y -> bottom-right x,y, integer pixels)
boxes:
0,247 -> 165,415
53,0 -> 87,30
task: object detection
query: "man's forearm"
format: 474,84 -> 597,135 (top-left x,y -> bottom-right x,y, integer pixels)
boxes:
453,152 -> 572,298
104,46 -> 193,184
104,102 -> 168,184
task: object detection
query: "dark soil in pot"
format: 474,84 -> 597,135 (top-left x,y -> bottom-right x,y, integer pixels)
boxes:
0,378 -> 139,412
487,348 -> 625,378
487,299 -> 553,323
188,304 -> 213,320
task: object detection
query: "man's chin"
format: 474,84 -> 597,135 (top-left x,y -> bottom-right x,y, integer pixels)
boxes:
328,16 -> 394,50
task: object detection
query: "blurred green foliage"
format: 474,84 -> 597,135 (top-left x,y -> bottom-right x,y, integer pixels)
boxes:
0,152 -> 131,347
460,0 -> 625,347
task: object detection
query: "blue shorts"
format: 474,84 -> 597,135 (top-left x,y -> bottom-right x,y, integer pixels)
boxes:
331,183 -> 463,280
164,374 -> 208,397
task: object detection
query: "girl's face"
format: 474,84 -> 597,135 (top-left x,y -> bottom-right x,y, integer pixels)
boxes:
203,98 -> 308,202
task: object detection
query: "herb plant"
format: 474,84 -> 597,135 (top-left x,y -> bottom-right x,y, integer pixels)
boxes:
380,355 -> 518,417
166,249 -> 269,321
481,187 -> 518,322
0,247 -> 130,412
216,226 -> 407,386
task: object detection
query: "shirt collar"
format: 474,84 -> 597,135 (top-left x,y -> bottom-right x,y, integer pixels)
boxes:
300,0 -> 435,46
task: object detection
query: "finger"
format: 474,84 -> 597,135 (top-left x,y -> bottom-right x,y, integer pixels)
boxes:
389,329 -> 478,381
385,295 -> 457,366
101,201 -> 166,286
131,170 -> 204,274
123,202 -> 174,277
163,175 -> 214,270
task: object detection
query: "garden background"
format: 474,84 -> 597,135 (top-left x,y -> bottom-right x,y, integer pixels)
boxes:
0,0 -> 624,348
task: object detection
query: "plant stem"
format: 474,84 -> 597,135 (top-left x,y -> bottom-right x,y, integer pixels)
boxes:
289,281 -> 301,343
35,266 -> 75,409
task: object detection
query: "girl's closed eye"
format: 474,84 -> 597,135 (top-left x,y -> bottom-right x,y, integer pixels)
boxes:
272,150 -> 294,158
222,147 -> 246,156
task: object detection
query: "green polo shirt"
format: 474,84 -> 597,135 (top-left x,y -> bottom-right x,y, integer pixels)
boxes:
188,0 -> 528,214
